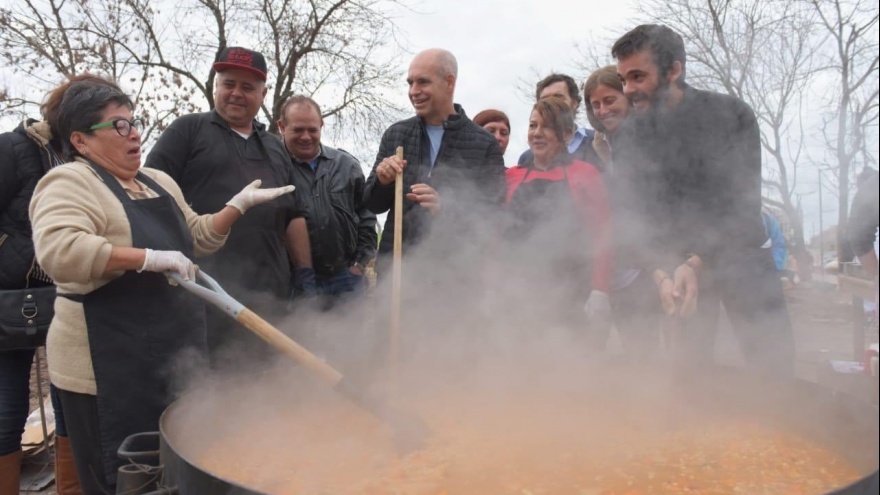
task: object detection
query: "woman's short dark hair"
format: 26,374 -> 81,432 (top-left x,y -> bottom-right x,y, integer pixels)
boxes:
583,65 -> 625,132
532,96 -> 574,145
57,81 -> 133,160
41,73 -> 118,151
473,109 -> 510,131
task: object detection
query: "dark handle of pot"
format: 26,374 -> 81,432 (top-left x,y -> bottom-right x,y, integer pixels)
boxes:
117,463 -> 163,495
118,431 -> 161,465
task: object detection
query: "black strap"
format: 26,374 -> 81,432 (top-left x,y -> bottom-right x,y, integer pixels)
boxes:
86,160 -> 172,201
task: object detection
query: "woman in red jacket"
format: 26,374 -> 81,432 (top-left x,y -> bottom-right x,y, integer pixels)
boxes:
501,96 -> 612,351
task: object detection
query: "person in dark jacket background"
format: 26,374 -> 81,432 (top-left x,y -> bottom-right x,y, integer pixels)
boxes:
364,48 -> 506,279
0,74 -> 116,495
611,24 -> 794,375
847,167 -> 879,323
848,168 -> 879,281
277,95 -> 377,308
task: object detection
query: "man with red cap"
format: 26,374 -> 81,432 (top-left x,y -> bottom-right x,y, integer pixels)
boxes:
147,47 -> 310,364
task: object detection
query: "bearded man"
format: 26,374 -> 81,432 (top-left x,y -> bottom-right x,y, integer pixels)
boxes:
610,24 -> 794,375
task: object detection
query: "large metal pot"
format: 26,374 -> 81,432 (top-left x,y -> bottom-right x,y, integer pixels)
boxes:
123,364 -> 879,495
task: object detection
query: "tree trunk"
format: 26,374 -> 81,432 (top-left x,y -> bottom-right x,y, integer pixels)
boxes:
836,85 -> 851,265
790,213 -> 812,281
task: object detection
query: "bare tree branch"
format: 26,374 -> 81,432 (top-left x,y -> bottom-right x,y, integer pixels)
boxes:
0,0 -> 406,153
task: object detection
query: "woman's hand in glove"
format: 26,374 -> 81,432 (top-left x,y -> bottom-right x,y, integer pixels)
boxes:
139,248 -> 196,283
226,180 -> 295,214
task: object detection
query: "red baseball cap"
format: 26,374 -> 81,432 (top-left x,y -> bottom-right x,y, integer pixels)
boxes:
212,47 -> 268,81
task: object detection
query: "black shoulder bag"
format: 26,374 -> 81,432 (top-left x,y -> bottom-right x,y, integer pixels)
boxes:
0,259 -> 56,350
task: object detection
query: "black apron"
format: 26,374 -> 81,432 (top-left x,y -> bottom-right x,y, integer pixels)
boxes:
505,166 -> 593,295
502,164 -> 606,347
83,164 -> 206,485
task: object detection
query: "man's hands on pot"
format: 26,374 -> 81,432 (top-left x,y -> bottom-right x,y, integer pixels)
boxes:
376,154 -> 442,215
654,254 -> 702,318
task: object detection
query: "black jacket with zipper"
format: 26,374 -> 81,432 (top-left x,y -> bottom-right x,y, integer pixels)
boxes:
0,120 -> 57,289
145,110 -> 302,300
611,84 -> 767,272
289,145 -> 377,276
363,104 -> 506,276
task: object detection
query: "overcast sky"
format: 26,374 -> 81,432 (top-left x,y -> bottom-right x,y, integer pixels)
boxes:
1,0 -> 863,239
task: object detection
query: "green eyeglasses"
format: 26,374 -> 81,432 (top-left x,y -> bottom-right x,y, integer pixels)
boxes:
88,118 -> 144,137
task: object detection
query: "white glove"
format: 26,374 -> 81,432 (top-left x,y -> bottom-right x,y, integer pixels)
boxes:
139,248 -> 196,282
583,290 -> 613,330
226,180 -> 295,214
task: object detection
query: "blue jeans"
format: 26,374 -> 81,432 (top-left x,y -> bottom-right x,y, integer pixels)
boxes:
0,348 -> 67,455
316,269 -> 366,297
291,268 -> 366,312
315,268 -> 366,312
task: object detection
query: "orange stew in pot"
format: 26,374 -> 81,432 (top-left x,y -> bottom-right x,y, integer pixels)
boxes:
193,387 -> 862,495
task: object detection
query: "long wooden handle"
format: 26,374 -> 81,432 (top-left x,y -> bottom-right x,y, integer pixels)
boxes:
237,308 -> 343,386
390,146 -> 404,366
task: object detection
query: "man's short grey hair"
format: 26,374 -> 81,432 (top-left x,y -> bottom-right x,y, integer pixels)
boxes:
435,49 -> 458,79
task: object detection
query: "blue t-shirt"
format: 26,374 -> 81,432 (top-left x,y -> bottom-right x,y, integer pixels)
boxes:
425,125 -> 444,172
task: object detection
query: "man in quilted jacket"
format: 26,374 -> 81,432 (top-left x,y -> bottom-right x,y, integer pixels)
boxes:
364,48 -> 506,279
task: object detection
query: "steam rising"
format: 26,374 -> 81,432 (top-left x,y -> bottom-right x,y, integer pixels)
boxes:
158,137 -> 874,493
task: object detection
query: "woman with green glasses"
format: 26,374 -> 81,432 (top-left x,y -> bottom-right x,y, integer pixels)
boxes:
28,80 -> 294,493
0,73 -> 115,495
